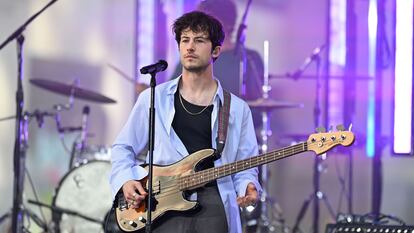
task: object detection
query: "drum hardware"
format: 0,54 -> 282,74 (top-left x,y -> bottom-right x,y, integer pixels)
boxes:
285,44 -> 338,233
0,108 -> 63,232
243,40 -> 304,233
0,1 -> 59,231
28,200 -> 103,225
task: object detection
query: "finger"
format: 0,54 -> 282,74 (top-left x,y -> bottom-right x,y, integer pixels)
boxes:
236,197 -> 242,205
134,182 -> 148,196
245,196 -> 257,206
237,197 -> 248,207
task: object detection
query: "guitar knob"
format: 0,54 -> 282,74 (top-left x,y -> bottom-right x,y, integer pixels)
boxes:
129,220 -> 138,228
138,216 -> 147,224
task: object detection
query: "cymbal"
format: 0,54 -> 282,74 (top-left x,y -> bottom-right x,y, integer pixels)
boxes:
247,98 -> 303,110
269,73 -> 373,80
30,79 -> 116,104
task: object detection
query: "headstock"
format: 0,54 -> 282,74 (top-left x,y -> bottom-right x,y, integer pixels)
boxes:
307,125 -> 355,155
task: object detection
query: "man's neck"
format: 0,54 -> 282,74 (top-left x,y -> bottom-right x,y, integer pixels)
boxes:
180,67 -> 217,106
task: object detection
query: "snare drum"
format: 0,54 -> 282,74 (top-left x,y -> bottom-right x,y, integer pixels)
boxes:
52,161 -> 117,233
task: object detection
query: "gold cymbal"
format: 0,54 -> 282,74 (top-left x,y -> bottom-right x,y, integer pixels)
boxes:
30,79 -> 116,104
246,98 -> 303,110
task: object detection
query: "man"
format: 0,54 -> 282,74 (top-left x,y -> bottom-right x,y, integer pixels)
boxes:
110,11 -> 261,233
171,0 -> 264,118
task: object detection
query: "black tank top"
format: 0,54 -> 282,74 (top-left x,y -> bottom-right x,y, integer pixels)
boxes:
172,90 -> 215,170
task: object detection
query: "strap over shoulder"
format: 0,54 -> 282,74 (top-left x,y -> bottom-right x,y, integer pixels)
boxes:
216,90 -> 231,154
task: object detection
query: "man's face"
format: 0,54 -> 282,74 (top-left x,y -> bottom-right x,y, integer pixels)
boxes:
179,28 -> 220,72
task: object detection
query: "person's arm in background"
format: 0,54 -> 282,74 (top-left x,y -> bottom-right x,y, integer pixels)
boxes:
246,48 -> 265,128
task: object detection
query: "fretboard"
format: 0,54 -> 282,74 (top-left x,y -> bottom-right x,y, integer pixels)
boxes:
179,142 -> 308,190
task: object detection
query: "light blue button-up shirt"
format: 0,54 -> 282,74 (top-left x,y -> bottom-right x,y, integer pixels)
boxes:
110,77 -> 262,233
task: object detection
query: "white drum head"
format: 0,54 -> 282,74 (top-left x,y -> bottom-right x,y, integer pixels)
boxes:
53,161 -> 113,233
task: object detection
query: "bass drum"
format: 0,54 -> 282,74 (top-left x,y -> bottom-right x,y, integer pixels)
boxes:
52,161 -> 119,233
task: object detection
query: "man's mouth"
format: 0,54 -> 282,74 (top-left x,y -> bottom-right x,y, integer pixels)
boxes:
185,55 -> 197,59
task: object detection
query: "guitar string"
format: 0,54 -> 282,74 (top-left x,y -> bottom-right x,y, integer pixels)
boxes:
125,139 -> 343,208
148,145 -> 306,193
148,143 -> 310,195
137,139 -> 340,199
150,145 -> 311,197
151,147 -> 309,199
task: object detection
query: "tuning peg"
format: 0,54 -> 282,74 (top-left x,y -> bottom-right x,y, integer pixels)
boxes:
336,124 -> 345,131
328,125 -> 333,132
316,127 -> 326,133
348,123 -> 353,131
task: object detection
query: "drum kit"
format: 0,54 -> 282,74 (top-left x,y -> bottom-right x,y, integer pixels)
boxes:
0,78 -> 122,233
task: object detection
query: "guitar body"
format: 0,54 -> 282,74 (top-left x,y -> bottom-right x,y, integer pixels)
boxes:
115,149 -> 216,232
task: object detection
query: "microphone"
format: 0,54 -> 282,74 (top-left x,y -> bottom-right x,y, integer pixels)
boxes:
140,60 -> 168,74
286,44 -> 326,80
80,105 -> 90,150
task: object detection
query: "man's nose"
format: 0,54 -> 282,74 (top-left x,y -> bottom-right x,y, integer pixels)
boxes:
186,41 -> 195,51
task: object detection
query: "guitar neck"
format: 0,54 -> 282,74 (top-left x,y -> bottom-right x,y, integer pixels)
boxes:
179,142 -> 308,190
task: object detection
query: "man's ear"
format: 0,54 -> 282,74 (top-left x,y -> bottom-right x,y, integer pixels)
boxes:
212,46 -> 221,58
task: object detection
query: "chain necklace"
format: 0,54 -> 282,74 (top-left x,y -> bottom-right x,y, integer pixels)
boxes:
179,91 -> 214,116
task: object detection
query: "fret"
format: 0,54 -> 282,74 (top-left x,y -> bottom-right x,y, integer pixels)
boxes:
179,142 -> 308,190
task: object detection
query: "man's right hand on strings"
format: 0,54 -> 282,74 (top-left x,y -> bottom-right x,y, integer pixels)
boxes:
122,179 -> 148,209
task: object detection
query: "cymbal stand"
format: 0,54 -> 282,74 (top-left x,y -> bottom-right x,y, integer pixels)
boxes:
291,46 -> 336,233
252,41 -> 288,233
66,105 -> 90,169
0,109 -> 57,232
0,1 -> 58,231
234,0 -> 253,97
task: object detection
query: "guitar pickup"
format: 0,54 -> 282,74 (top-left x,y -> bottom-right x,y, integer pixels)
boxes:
149,180 -> 161,195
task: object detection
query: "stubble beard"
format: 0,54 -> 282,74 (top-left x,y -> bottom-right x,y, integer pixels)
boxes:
182,61 -> 209,74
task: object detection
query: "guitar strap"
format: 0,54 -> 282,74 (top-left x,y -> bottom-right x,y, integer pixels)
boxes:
216,90 -> 231,154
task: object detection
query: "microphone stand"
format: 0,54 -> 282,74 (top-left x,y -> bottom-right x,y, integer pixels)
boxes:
0,1 -> 58,232
290,46 -> 336,233
145,71 -> 157,233
234,0 -> 253,97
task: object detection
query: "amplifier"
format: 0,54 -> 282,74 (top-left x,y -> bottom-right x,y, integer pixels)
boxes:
325,223 -> 414,233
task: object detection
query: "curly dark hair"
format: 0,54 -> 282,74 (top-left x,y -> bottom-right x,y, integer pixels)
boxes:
172,11 -> 225,52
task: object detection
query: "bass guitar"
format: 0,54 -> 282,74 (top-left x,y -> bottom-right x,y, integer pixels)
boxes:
115,129 -> 355,232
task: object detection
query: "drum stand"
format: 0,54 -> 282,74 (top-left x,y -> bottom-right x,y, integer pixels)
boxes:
0,111 -> 57,232
66,105 -> 90,169
250,40 -> 288,233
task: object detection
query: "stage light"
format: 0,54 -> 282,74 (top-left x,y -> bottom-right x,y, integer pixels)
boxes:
393,0 -> 413,155
366,0 -> 378,157
137,1 -> 155,84
328,0 -> 346,128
